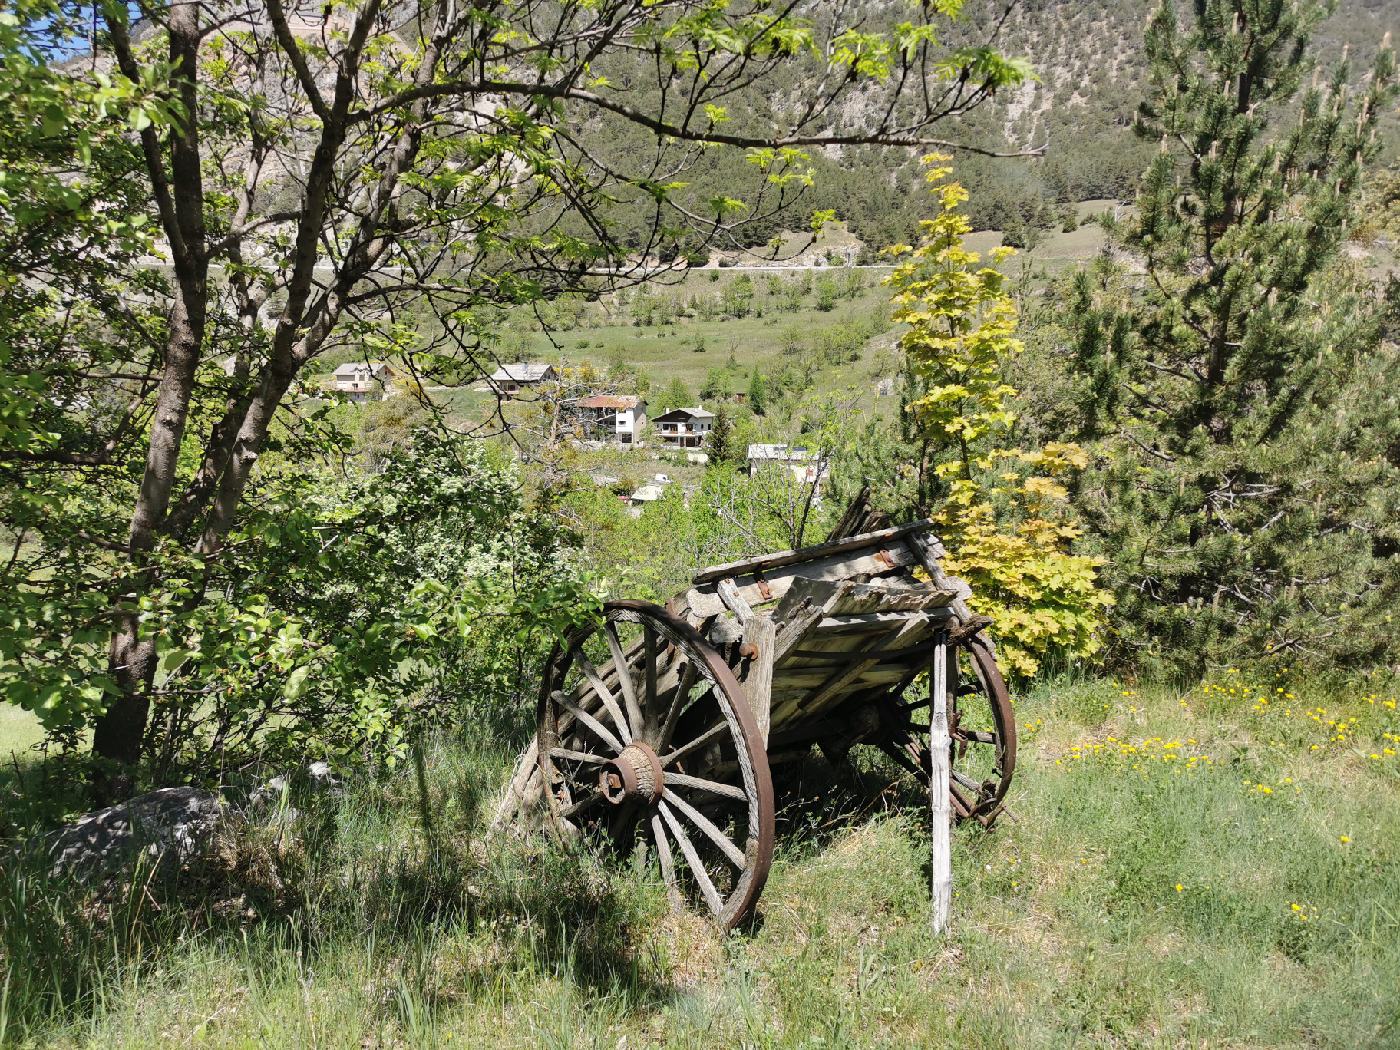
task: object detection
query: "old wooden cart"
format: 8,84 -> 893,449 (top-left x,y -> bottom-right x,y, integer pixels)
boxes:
496,511 -> 1016,929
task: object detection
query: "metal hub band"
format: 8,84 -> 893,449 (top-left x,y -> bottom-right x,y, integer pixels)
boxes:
600,742 -> 664,805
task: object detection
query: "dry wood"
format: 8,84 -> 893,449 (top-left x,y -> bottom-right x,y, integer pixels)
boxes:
742,614 -> 777,744
491,738 -> 539,830
685,546 -> 928,618
693,520 -> 935,583
716,578 -> 754,623
930,630 -> 952,936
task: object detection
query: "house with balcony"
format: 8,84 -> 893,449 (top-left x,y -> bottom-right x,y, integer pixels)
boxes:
573,394 -> 647,444
652,406 -> 714,449
332,361 -> 397,402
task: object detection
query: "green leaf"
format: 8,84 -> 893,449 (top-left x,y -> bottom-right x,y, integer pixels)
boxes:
284,664 -> 312,699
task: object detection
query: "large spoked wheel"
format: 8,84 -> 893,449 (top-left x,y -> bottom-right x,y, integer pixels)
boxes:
536,600 -> 775,929
877,634 -> 1016,824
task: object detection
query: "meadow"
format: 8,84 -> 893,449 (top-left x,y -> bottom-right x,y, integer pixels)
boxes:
4,668 -> 1397,1048
325,206 -> 1117,425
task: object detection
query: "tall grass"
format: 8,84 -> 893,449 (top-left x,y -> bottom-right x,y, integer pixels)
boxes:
3,674 -> 1398,1047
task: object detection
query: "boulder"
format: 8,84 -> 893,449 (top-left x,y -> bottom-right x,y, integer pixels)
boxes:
47,786 -> 227,883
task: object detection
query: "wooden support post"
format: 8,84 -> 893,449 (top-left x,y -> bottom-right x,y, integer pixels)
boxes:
930,628 -> 952,935
742,614 -> 776,745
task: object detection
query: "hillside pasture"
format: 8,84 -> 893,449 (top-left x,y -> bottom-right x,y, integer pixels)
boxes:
4,673 -> 1397,1048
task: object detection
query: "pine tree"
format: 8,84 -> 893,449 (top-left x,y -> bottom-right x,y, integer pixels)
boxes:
748,371 -> 768,416
709,404 -> 736,465
1067,0 -> 1398,670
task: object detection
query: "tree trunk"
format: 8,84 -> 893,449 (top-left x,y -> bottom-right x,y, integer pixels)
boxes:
90,1 -> 207,800
91,625 -> 156,799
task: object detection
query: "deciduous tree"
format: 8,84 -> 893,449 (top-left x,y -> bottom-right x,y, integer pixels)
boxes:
2,0 -> 1034,794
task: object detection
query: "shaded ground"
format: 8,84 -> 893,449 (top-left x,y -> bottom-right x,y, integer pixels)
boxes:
4,672 -> 1398,1048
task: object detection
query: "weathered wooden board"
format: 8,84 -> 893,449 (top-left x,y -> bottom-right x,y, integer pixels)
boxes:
683,544 -> 926,620
693,520 -> 935,583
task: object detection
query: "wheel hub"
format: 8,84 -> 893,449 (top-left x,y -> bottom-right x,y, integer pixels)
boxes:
599,742 -> 664,806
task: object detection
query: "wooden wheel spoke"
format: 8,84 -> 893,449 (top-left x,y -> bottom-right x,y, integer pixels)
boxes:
661,718 -> 726,769
554,692 -> 624,754
657,661 -> 697,749
663,770 -> 747,802
878,738 -> 926,781
604,622 -> 646,738
950,768 -> 983,792
650,813 -> 683,909
561,790 -> 603,821
952,728 -> 997,745
660,801 -> 725,917
642,626 -> 659,735
663,789 -> 747,869
550,747 -> 608,765
575,652 -> 632,745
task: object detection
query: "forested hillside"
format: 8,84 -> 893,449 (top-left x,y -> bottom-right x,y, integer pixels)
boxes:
584,0 -> 1400,256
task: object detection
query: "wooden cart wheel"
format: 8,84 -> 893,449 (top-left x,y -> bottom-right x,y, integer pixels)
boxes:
537,600 -> 775,929
878,634 -> 1017,823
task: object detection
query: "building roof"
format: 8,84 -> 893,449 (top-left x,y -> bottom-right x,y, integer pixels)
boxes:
577,393 -> 642,411
489,362 -> 554,383
333,360 -> 392,378
748,443 -> 816,462
653,406 -> 715,423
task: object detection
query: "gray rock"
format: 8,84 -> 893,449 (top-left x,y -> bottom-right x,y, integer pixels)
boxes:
47,786 -> 227,883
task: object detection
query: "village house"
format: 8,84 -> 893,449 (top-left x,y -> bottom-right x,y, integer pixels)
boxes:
332,361 -> 397,402
488,362 -> 557,395
572,394 -> 647,445
747,443 -> 830,489
652,406 -> 714,449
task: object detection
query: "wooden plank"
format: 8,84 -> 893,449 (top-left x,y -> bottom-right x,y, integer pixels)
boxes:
812,610 -> 953,635
742,613 -> 776,745
693,519 -> 935,583
908,531 -> 980,630
772,582 -> 852,661
684,545 -> 926,619
769,664 -> 920,692
491,739 -> 539,830
827,584 -> 958,615
769,614 -> 930,727
784,643 -> 933,666
799,614 -> 935,721
717,578 -> 754,624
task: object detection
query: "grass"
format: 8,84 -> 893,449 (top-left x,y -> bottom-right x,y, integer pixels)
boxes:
3,669 -> 1398,1047
0,706 -> 42,761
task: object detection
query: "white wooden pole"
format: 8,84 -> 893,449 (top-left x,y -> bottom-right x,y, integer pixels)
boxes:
930,629 -> 952,935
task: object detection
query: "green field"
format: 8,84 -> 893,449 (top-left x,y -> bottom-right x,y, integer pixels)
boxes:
6,671 -> 1397,1047
370,209 -> 1120,432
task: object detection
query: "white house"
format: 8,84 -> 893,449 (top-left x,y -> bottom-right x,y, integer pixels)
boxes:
574,394 -> 647,444
652,406 -> 715,449
747,443 -> 830,488
332,361 -> 397,402
488,362 -> 557,395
